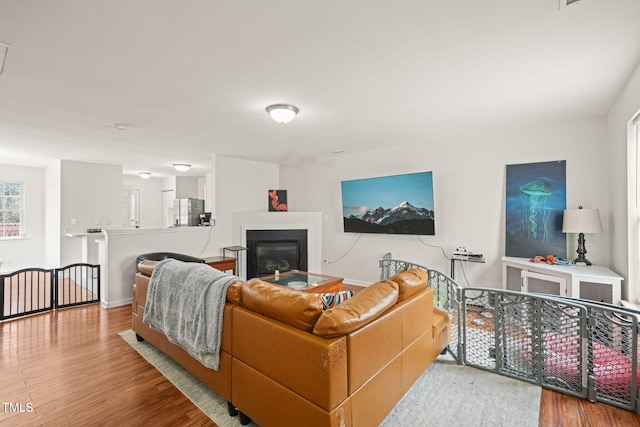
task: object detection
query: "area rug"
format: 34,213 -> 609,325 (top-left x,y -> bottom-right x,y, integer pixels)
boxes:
380,353 -> 541,427
120,330 -> 541,427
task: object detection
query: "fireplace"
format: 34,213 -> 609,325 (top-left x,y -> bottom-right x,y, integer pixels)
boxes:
246,229 -> 308,278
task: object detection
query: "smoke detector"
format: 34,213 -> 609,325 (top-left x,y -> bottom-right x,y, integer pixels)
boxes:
559,0 -> 581,8
0,42 -> 9,75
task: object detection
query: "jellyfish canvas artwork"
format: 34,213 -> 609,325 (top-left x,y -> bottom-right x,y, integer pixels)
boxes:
505,160 -> 566,258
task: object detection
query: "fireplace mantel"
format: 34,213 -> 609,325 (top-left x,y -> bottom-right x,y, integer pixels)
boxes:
232,211 -> 323,279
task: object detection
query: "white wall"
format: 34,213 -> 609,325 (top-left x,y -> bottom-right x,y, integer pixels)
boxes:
608,59 -> 640,302
122,175 -> 164,229
176,176 -> 200,199
281,116 -> 611,287
100,227 -> 216,307
0,163 -> 46,270
44,160 -> 61,268
212,155 -> 279,254
60,160 -> 124,266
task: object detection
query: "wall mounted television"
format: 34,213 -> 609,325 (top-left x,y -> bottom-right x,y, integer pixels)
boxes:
341,171 -> 435,235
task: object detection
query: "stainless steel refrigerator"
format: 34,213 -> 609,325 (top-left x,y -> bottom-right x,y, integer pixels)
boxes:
176,198 -> 205,226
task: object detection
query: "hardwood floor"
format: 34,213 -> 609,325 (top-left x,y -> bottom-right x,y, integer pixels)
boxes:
1,305 -> 216,426
2,301 -> 639,426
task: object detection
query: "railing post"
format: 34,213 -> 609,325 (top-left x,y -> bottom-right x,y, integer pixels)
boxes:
585,310 -> 597,402
52,267 -> 57,310
457,286 -> 465,364
0,274 -> 5,321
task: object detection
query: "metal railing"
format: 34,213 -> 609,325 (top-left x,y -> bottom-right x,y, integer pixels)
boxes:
1,263 -> 100,321
380,254 -> 640,413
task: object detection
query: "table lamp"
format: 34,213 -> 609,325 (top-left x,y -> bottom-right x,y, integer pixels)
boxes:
562,206 -> 602,266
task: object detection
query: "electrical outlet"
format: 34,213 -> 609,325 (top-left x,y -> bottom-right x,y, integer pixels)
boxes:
71,218 -> 77,225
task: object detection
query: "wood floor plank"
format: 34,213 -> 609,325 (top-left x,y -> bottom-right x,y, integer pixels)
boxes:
1,305 -> 217,426
2,298 -> 640,426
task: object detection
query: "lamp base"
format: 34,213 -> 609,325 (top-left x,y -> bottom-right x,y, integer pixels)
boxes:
574,232 -> 592,266
573,256 -> 592,266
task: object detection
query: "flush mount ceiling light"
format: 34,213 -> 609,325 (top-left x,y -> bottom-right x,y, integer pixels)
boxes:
173,163 -> 191,172
139,172 -> 151,179
266,104 -> 299,124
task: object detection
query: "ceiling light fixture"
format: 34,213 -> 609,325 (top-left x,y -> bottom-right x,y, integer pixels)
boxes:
266,104 -> 299,124
139,172 -> 151,179
173,163 -> 191,172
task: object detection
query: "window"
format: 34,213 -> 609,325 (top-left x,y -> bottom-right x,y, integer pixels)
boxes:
0,182 -> 23,238
635,118 -> 640,294
629,114 -> 640,298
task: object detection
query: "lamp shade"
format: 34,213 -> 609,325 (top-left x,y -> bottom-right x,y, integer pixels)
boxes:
266,104 -> 298,124
562,207 -> 602,234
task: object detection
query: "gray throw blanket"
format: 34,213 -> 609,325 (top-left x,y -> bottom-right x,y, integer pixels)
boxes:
143,258 -> 241,370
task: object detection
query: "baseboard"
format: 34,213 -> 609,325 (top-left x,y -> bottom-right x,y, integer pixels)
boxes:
343,277 -> 371,287
101,298 -> 133,309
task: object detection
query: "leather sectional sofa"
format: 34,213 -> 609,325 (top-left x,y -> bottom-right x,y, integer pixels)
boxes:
132,260 -> 450,427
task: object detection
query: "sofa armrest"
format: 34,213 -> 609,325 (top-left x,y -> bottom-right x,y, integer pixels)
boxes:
136,252 -> 205,266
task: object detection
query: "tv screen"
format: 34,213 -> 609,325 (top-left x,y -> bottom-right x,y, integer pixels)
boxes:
341,171 -> 435,235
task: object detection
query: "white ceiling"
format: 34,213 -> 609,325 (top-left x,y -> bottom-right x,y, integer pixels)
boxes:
0,0 -> 639,177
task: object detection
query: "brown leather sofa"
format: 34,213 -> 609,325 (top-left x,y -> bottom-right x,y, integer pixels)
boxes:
132,261 -> 450,427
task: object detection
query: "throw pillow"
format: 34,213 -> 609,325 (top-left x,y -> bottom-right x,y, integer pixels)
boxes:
315,290 -> 355,310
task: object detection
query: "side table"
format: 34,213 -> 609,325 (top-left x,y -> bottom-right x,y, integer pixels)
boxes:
223,246 -> 248,279
204,256 -> 237,275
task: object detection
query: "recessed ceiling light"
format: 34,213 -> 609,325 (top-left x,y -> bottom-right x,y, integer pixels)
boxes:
173,163 -> 191,172
114,123 -> 128,130
139,172 -> 151,179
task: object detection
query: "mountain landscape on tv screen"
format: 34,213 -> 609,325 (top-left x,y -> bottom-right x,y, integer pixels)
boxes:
343,201 -> 434,235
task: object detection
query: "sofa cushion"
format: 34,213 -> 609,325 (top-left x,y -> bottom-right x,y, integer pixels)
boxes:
389,268 -> 428,302
241,279 -> 323,332
312,280 -> 399,338
314,290 -> 355,310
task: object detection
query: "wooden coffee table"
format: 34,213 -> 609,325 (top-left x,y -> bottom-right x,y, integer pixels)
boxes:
259,270 -> 343,293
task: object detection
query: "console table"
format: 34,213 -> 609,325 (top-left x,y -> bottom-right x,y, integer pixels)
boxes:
502,256 -> 622,305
